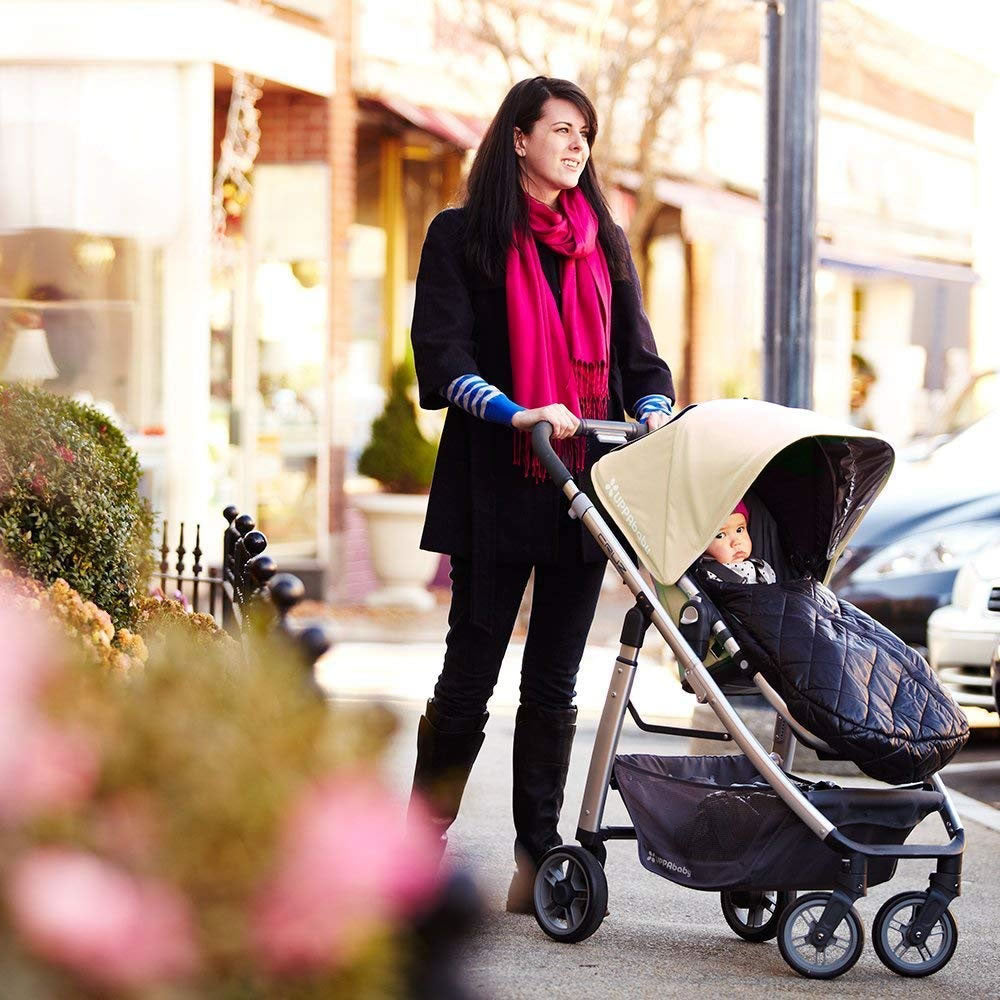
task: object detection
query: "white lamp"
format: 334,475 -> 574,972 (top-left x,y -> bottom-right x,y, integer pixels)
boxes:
1,326 -> 58,382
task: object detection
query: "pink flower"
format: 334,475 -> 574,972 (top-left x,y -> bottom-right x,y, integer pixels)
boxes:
251,773 -> 442,973
10,723 -> 98,819
55,446 -> 75,463
0,598 -> 97,821
7,849 -> 200,988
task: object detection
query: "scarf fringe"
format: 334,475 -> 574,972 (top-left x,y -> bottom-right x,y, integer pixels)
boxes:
572,359 -> 609,409
512,360 -> 610,481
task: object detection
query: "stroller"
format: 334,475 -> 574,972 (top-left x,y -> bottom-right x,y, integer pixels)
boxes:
529,398 -> 968,980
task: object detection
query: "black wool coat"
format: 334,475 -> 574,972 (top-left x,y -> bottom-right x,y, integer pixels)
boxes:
411,206 -> 675,575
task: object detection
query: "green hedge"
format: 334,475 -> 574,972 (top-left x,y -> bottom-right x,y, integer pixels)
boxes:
0,385 -> 153,628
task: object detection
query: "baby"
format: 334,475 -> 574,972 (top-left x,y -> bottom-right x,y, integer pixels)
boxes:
699,500 -> 776,584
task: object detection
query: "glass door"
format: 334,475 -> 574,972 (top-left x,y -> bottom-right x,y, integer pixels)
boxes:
242,164 -> 330,560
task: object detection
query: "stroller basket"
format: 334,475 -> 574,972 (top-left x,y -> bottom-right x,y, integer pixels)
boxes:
613,754 -> 943,893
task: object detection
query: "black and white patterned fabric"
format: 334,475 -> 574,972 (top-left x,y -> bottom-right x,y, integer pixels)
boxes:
699,556 -> 776,585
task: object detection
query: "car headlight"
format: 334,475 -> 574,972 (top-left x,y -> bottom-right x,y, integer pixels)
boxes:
850,524 -> 993,583
950,536 -> 1000,610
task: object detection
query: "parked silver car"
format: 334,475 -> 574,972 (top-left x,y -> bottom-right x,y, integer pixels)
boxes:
991,640 -> 1000,715
927,537 -> 1000,726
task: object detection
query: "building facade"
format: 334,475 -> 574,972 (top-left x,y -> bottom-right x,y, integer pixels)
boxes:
2,0 -> 996,599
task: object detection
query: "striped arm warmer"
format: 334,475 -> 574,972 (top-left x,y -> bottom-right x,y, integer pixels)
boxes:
444,374 -> 525,426
634,393 -> 673,422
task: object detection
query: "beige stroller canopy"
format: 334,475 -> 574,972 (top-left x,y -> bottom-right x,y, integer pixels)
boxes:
591,398 -> 895,585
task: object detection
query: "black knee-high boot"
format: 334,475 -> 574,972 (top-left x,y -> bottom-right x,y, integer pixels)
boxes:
505,702 -> 578,913
409,699 -> 488,859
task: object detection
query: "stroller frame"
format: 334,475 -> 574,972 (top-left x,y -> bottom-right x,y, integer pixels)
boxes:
531,419 -> 965,979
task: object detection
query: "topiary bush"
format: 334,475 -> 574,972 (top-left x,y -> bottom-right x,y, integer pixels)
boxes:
357,353 -> 437,493
0,384 -> 154,628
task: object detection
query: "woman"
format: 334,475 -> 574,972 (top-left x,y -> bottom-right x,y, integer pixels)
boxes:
409,76 -> 675,912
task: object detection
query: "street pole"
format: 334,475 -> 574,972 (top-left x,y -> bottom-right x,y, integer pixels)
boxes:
763,0 -> 820,409
762,0 -> 782,403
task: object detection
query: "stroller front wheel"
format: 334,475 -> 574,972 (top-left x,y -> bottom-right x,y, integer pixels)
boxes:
533,846 -> 608,944
872,891 -> 958,977
721,889 -> 796,942
777,892 -> 865,979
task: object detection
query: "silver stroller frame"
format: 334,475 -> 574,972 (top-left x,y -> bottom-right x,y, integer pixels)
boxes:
530,419 -> 965,979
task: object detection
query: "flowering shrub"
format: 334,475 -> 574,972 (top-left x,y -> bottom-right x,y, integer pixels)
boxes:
0,385 -> 154,629
1,569 -> 149,677
0,585 -> 457,998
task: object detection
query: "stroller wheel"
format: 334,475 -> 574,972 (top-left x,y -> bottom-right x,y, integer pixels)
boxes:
533,846 -> 608,944
721,889 -> 796,942
777,892 -> 865,979
872,891 -> 958,977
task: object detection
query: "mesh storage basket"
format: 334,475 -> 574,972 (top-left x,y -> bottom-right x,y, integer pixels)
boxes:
613,753 -> 943,892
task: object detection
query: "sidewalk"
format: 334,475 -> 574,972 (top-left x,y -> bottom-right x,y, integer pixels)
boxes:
307,569 -> 688,723
400,704 -> 1000,998
306,586 -> 1000,997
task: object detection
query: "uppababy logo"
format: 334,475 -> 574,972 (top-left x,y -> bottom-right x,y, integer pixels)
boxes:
646,850 -> 691,879
602,477 -> 652,554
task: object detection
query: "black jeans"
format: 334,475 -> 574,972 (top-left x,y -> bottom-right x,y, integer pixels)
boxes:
432,555 -> 606,719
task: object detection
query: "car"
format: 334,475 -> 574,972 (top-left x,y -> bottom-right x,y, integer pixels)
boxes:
901,368 -> 1000,461
926,539 -> 1000,725
831,409 -> 1000,655
991,640 -> 1000,716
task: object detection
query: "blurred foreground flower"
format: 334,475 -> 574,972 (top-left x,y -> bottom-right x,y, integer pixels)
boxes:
253,774 -> 443,973
0,601 -> 98,822
0,575 -> 478,999
7,848 -> 199,989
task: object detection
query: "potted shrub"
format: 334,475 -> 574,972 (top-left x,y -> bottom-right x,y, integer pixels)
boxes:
354,355 -> 440,609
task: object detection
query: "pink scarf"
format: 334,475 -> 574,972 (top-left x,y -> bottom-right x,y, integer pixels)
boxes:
506,187 -> 612,478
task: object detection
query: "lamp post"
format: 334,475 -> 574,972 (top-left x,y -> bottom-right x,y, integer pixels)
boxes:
761,0 -> 821,409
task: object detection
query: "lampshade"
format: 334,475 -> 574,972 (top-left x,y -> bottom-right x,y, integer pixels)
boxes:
1,327 -> 58,382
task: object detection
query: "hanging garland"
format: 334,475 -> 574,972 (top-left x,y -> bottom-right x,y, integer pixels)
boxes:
211,0 -> 268,272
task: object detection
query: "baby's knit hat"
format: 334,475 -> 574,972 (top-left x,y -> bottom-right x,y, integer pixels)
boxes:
733,500 -> 750,523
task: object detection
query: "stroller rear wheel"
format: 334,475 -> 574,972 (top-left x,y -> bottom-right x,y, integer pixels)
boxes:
533,846 -> 608,944
872,891 -> 958,977
777,892 -> 865,979
721,889 -> 796,942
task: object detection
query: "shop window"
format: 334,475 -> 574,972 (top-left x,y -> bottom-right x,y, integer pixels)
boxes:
0,229 -> 163,477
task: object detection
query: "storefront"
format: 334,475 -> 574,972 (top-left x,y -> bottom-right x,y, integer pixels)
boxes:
0,0 -> 335,568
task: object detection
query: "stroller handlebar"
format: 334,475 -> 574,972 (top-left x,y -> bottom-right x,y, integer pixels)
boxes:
576,418 -> 648,443
530,419 -> 647,487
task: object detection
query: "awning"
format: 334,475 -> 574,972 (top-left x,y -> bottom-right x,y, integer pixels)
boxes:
362,94 -> 486,150
818,247 -> 977,285
0,1 -> 335,97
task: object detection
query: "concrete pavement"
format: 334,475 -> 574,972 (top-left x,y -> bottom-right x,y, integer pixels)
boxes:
313,591 -> 1000,999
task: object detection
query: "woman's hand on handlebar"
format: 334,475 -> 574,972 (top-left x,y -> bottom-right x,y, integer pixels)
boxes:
512,404 -> 581,440
644,411 -> 670,432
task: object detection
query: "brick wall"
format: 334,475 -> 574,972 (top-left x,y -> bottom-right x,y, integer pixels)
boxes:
213,89 -> 330,164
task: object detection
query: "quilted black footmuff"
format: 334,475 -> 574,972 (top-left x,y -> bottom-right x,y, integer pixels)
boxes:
697,576 -> 969,784
613,754 -> 945,892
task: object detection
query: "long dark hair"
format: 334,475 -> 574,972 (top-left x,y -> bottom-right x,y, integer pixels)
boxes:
463,76 -> 629,282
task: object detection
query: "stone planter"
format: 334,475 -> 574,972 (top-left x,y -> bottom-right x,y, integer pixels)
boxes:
353,492 -> 439,610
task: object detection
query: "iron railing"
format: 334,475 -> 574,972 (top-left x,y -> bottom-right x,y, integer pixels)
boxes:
153,505 -> 331,683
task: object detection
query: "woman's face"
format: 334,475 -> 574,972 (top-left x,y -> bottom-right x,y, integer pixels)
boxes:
514,97 -> 590,207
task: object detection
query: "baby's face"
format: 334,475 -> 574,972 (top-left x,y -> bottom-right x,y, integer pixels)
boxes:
706,513 -> 751,564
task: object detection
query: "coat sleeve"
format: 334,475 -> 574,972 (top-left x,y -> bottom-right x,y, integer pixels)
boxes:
611,229 -> 676,413
410,210 -> 480,410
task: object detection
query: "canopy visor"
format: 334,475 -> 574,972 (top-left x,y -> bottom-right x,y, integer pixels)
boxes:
590,399 -> 894,585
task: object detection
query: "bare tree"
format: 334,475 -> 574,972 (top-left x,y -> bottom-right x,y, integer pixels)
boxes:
440,0 -> 756,254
